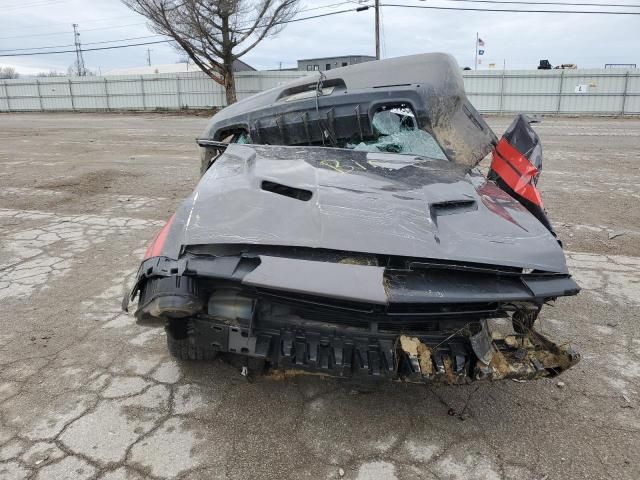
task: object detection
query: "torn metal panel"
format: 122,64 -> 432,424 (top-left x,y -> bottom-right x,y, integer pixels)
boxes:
127,253 -> 579,312
489,114 -> 556,234
241,256 -> 387,305
469,320 -> 497,366
166,314 -> 579,384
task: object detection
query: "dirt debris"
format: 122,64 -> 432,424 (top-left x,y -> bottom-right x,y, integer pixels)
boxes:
488,351 -> 511,378
266,369 -> 331,381
399,335 -> 433,376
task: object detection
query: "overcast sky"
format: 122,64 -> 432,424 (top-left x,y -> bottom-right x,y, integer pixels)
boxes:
1,0 -> 639,75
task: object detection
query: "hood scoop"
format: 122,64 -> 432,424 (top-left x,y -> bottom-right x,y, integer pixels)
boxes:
430,198 -> 477,215
429,198 -> 477,224
261,180 -> 312,201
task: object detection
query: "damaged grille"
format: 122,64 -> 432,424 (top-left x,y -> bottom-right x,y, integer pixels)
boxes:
254,289 -> 505,333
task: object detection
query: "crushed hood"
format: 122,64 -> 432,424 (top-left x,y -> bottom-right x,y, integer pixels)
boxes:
166,144 -> 567,274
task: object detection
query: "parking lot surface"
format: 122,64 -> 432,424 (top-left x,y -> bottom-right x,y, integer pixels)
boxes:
0,113 -> 639,480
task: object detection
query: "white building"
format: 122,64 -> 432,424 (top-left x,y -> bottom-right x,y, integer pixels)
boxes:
104,59 -> 255,76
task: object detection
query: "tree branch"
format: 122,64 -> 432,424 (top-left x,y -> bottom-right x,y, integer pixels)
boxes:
121,0 -> 300,102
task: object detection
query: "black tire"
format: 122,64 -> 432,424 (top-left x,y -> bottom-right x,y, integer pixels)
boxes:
165,320 -> 218,361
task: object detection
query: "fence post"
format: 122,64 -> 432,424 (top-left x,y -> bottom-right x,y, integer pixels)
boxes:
621,70 -> 630,116
176,75 -> 182,110
140,76 -> 146,110
68,78 -> 75,111
36,79 -> 44,112
556,70 -> 564,114
499,69 -> 505,114
104,78 -> 110,111
2,81 -> 10,112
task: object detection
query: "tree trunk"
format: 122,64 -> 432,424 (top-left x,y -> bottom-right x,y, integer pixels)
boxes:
223,62 -> 237,105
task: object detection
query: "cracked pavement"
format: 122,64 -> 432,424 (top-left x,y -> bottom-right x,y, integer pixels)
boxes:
1,113 -> 639,480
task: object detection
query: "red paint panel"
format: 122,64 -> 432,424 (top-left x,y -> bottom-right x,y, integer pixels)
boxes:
495,138 -> 539,179
491,151 -> 543,207
144,213 -> 176,259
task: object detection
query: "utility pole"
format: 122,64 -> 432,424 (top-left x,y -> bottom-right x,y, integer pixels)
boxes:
375,0 -> 380,60
72,24 -> 86,76
474,32 -> 478,71
146,48 -> 152,67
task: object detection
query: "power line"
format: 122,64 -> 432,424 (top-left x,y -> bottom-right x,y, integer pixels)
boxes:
0,35 -> 165,53
236,5 -> 373,30
0,6 -> 373,58
0,23 -> 149,41
215,1 -> 369,29
0,15 -> 142,33
0,29 -> 83,41
86,35 -> 163,46
0,1 -> 354,39
1,0 -> 635,58
299,1 -> 361,12
0,2 -> 351,34
0,43 -> 75,53
3,0 -> 72,12
383,2 -> 640,13
0,40 -> 171,58
0,5 -> 371,56
4,1 -> 638,59
413,0 -> 640,7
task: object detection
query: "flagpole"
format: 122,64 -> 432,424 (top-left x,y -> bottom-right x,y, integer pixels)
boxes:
474,32 -> 478,71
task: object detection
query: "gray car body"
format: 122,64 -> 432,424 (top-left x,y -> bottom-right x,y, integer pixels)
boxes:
126,53 -> 580,381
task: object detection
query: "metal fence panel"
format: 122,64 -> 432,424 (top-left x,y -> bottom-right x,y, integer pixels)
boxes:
3,81 -> 40,111
38,78 -> 72,111
466,93 -> 501,113
1,68 -> 638,115
69,78 -> 108,110
0,83 -> 8,111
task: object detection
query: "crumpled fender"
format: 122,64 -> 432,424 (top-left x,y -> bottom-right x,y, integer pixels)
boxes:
489,114 -> 556,235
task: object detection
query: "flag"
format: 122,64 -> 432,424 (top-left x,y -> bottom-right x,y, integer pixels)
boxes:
478,38 -> 485,47
478,49 -> 485,55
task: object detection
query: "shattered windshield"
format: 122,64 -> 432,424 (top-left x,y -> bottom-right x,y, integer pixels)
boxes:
346,107 -> 448,161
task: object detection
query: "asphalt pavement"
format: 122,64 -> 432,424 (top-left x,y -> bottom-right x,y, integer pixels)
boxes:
1,113 -> 639,480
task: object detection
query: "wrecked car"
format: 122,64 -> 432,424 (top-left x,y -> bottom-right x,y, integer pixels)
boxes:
124,53 -> 580,383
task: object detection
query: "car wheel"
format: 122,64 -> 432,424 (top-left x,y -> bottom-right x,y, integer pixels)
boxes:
165,319 -> 218,361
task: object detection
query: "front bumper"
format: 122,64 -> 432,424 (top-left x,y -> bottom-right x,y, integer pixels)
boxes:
181,316 -> 580,383
128,255 -> 581,383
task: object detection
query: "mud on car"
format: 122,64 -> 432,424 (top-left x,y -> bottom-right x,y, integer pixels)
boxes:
124,53 -> 580,384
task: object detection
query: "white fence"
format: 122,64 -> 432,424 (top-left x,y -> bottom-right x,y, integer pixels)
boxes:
1,68 -> 639,115
0,70 -> 309,112
464,69 -> 640,115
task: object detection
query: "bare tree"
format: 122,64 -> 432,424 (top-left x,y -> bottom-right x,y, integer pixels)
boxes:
0,66 -> 19,79
122,0 -> 299,105
67,62 -> 96,77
